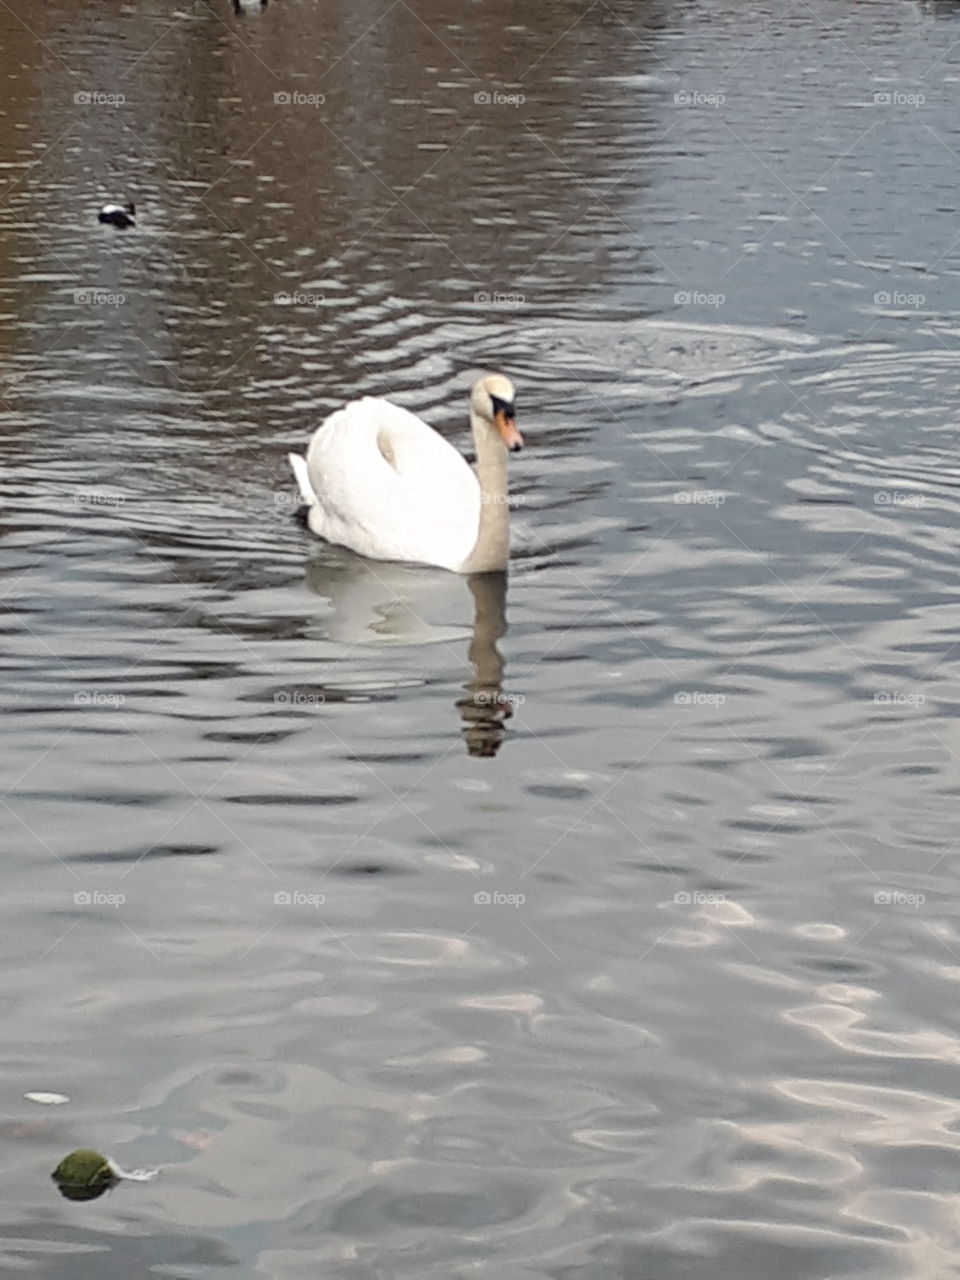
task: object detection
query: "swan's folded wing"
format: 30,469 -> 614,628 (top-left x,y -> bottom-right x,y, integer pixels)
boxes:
304,397 -> 481,569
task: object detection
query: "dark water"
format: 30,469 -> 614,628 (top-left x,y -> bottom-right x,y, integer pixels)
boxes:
3,0 -> 960,1275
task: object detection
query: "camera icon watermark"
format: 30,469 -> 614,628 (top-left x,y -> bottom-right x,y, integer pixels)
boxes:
674,90 -> 725,108
74,890 -> 125,907
274,291 -> 324,307
873,290 -> 924,308
674,290 -> 725,307
73,289 -> 125,307
73,90 -> 125,107
674,691 -> 726,707
475,690 -> 525,706
273,890 -> 325,906
674,890 -> 726,905
480,492 -> 526,506
474,90 -> 525,107
874,889 -> 924,907
274,690 -> 326,708
873,690 -> 924,708
273,91 -> 325,107
473,290 -> 525,308
74,690 -> 125,706
673,490 -> 725,506
473,889 -> 525,907
74,492 -> 125,508
873,90 -> 924,107
873,490 -> 924,508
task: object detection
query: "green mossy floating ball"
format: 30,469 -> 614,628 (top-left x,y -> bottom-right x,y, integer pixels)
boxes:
52,1149 -> 115,1201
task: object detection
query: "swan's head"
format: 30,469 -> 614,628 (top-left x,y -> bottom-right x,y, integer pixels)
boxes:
472,374 -> 522,452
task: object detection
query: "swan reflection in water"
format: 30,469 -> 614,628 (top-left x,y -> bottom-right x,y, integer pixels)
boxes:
304,550 -> 517,757
456,572 -> 513,758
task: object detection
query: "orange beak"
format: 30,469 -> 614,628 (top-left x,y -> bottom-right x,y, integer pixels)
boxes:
495,408 -> 523,452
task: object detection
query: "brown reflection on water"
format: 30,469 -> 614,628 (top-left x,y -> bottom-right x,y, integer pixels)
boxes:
0,0 -> 661,439
458,571 -> 512,757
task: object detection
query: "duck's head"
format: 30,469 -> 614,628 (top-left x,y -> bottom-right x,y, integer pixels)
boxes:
471,373 -> 522,451
99,200 -> 136,226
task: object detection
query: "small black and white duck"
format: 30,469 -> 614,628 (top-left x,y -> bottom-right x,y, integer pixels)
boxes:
98,200 -> 136,229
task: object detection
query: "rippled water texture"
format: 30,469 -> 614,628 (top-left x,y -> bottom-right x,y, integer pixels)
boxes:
3,0 -> 960,1276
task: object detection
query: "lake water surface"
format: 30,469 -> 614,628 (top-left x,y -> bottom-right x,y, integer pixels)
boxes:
3,1 -> 960,1276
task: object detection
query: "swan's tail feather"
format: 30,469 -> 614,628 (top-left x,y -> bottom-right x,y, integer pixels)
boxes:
287,452 -> 316,505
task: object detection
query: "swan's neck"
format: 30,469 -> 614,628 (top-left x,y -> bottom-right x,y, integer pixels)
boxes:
460,411 -> 510,573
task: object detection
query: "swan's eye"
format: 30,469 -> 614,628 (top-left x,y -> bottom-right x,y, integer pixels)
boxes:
490,394 -> 515,421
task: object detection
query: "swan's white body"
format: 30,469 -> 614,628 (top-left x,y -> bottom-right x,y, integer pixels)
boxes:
288,375 -> 521,573
294,397 -> 481,570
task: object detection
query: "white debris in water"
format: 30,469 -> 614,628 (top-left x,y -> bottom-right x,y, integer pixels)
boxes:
24,1092 -> 69,1105
106,1159 -> 159,1182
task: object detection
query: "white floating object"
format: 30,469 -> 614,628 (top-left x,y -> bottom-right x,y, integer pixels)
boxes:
24,1092 -> 70,1106
106,1160 -> 159,1182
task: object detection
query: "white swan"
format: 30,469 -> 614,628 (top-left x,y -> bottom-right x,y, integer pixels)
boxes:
287,374 -> 522,573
